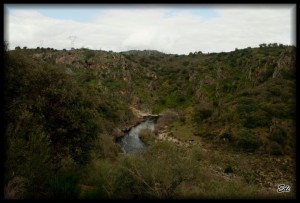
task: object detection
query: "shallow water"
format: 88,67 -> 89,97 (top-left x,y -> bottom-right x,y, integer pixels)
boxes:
117,119 -> 155,153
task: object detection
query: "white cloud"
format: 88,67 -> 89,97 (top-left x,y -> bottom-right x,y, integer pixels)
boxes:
4,4 -> 295,54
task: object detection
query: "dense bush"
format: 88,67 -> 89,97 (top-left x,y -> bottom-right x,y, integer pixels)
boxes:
182,61 -> 190,66
85,50 -> 96,60
236,98 -> 271,128
49,169 -> 81,199
4,49 -> 134,198
83,142 -> 263,198
83,142 -> 200,198
92,134 -> 122,160
236,130 -> 262,153
261,103 -> 291,118
82,142 -> 196,199
269,142 -> 284,156
236,98 -> 258,113
5,127 -> 53,198
192,107 -> 213,123
269,125 -> 287,147
5,52 -> 109,164
241,110 -> 270,128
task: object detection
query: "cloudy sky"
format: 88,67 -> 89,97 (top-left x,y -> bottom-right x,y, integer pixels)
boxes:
4,4 -> 296,54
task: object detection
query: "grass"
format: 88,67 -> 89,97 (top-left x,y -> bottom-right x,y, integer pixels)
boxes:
170,122 -> 200,143
176,178 -> 262,199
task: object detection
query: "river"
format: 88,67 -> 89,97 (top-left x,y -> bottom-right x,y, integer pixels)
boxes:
116,118 -> 156,153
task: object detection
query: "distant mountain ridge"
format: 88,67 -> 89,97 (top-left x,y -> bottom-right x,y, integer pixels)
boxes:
120,49 -> 167,56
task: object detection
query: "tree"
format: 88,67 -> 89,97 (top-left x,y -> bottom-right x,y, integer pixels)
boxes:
259,43 -> 267,48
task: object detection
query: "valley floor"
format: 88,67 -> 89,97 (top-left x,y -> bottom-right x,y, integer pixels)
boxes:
119,107 -> 296,198
153,122 -> 296,198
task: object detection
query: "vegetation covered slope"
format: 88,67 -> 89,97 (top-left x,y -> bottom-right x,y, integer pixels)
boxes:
121,46 -> 296,156
4,43 -> 296,199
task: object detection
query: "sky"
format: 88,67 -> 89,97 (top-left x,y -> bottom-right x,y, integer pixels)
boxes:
4,4 -> 296,54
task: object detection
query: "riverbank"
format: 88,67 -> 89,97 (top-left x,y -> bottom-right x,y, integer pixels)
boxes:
114,107 -> 295,197
113,106 -> 160,140
136,111 -> 296,197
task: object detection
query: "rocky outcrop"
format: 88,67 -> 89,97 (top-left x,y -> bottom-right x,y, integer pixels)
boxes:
272,50 -> 295,78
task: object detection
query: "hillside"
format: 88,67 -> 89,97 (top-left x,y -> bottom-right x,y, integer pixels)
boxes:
4,44 -> 296,199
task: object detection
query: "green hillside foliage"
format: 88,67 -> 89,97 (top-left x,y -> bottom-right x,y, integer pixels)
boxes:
4,47 -> 135,198
4,43 -> 296,199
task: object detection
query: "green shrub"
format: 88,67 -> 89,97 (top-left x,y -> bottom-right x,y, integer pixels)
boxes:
236,98 -> 258,114
266,103 -> 290,118
193,131 -> 215,140
84,141 -> 267,199
238,89 -> 260,97
281,69 -> 295,80
92,134 -> 121,160
269,142 -> 284,156
224,165 -> 234,174
121,142 -> 197,198
49,170 -> 80,199
182,61 -> 190,66
236,98 -> 270,128
85,50 -> 95,60
86,142 -> 199,199
269,125 -> 287,147
241,110 -> 270,128
193,107 -> 213,123
190,145 -> 203,162
4,53 -> 103,165
236,130 -> 262,153
243,171 -> 260,184
5,127 -> 53,198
